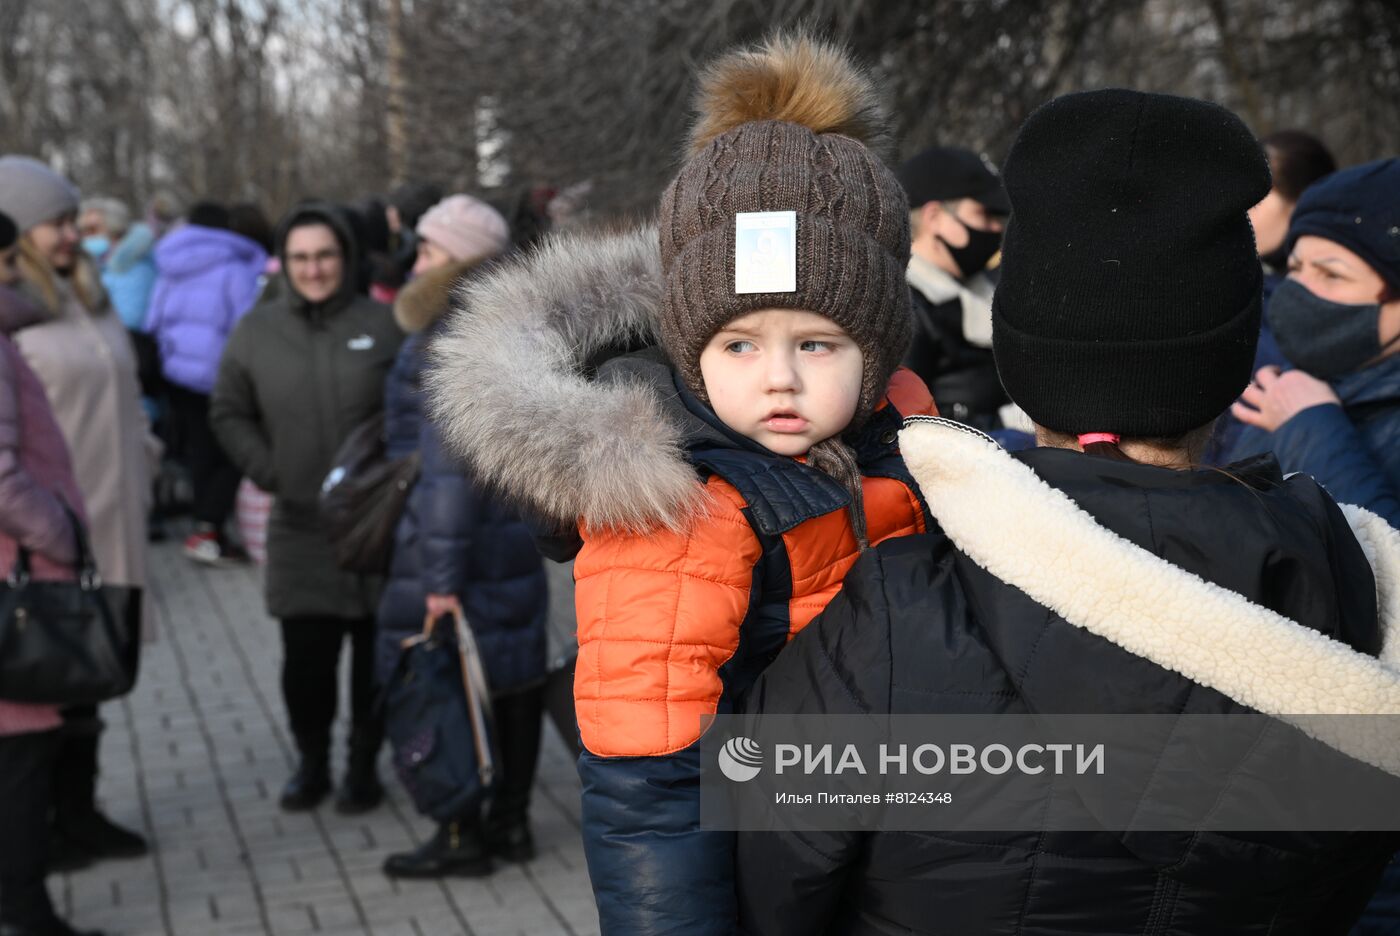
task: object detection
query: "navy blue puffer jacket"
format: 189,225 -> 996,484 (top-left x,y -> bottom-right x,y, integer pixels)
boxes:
375,260 -> 547,693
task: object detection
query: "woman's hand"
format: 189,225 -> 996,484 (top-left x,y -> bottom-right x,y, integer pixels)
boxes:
1231,366 -> 1341,432
426,593 -> 461,620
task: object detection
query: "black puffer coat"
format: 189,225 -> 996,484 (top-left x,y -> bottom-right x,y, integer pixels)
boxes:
902,269 -> 1007,430
737,417 -> 1400,936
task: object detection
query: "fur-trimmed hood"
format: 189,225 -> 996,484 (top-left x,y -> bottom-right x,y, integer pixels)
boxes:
426,226 -> 708,532
899,416 -> 1400,775
393,257 -> 488,334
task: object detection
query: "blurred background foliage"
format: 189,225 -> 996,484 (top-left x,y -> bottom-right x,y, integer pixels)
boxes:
2,0 -> 1396,219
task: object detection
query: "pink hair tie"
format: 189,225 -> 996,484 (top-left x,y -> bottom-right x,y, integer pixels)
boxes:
1077,432 -> 1121,447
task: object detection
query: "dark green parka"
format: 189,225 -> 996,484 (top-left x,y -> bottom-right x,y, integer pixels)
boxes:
211,203 -> 403,619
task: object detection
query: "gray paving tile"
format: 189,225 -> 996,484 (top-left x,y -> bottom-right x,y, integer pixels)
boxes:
56,542 -> 596,935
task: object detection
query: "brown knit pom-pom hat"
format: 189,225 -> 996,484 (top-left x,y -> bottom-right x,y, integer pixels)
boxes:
658,32 -> 912,427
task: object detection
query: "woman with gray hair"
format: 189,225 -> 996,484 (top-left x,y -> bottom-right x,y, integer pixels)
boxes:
78,195 -> 158,334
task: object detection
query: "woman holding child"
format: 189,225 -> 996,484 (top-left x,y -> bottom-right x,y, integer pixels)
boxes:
429,32 -> 1400,936
735,87 -> 1400,935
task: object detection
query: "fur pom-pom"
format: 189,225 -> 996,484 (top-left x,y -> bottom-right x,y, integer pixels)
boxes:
687,31 -> 891,156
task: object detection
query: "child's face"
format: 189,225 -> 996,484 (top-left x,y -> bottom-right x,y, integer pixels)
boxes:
698,308 -> 863,457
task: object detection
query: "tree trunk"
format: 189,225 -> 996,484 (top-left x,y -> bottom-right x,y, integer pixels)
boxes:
386,0 -> 409,188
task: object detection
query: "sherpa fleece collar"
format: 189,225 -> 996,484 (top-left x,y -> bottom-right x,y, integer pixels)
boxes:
899,416 -> 1400,775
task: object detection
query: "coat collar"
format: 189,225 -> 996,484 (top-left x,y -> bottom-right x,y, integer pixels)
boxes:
899,416 -> 1400,775
393,257 -> 488,334
906,255 -> 995,349
0,285 -> 45,335
1334,354 -> 1400,408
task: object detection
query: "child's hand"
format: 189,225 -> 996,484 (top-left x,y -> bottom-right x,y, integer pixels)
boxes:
426,593 -> 461,620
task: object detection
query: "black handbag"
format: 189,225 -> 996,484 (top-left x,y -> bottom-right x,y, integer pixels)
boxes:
383,609 -> 497,822
319,413 -> 420,574
0,509 -> 142,705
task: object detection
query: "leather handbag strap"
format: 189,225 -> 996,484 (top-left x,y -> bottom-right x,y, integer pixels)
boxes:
451,608 -> 496,787
7,501 -> 97,589
61,503 -> 102,589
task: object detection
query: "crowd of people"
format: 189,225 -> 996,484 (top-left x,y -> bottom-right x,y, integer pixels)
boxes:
0,27 -> 1398,936
0,160 -> 554,934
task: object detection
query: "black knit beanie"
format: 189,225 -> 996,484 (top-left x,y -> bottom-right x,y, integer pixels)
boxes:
992,89 -> 1272,438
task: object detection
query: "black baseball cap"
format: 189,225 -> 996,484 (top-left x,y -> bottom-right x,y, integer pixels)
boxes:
897,146 -> 1011,215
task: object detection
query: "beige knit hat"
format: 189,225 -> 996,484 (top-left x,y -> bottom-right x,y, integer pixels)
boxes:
657,33 -> 912,425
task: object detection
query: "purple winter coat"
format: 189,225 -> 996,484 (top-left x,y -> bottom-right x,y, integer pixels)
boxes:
0,285 -> 86,736
146,225 -> 267,394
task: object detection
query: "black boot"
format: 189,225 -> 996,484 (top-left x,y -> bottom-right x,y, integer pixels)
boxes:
334,727 -> 384,815
484,792 -> 534,863
0,874 -> 77,936
279,752 -> 331,812
382,820 -> 491,879
49,731 -> 147,870
1,868 -> 103,935
483,687 -> 544,863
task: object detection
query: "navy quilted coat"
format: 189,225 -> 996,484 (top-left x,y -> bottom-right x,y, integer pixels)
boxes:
374,279 -> 547,694
1228,355 -> 1400,529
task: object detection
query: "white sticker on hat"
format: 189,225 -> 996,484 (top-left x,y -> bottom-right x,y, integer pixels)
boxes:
734,211 -> 797,294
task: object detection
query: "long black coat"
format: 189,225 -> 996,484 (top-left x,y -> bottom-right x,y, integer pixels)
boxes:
737,418 -> 1400,936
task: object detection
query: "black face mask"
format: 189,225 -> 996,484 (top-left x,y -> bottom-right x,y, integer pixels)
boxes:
939,218 -> 1002,279
1268,278 -> 1397,379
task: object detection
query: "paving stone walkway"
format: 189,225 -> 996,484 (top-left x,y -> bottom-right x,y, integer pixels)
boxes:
56,542 -> 597,936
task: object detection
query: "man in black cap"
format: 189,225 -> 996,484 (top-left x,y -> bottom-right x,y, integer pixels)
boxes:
897,146 -> 1019,432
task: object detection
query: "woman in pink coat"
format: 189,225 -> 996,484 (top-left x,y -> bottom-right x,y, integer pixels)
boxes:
0,155 -> 150,874
0,211 -> 101,936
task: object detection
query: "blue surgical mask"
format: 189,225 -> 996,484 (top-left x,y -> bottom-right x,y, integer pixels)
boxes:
82,236 -> 110,258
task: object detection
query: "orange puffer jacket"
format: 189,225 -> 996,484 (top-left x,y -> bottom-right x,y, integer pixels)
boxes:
574,368 -> 933,757
426,225 -> 935,936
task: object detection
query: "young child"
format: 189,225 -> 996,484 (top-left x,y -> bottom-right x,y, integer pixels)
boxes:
428,33 -> 934,934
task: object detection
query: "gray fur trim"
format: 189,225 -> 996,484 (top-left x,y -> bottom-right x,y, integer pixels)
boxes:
424,225 -> 706,531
